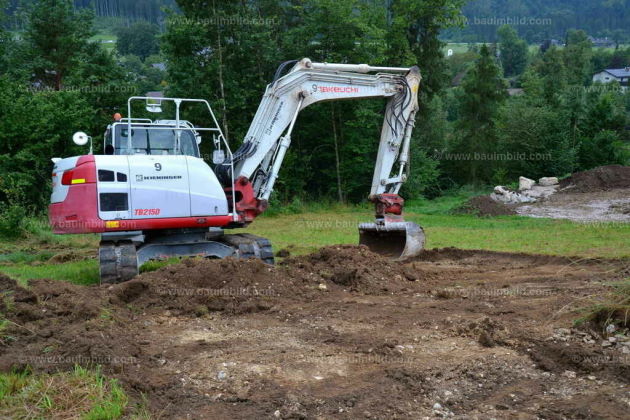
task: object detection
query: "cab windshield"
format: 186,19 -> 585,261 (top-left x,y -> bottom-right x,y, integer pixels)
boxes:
113,125 -> 199,157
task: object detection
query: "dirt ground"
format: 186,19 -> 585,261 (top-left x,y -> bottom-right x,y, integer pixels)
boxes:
1,246 -> 629,419
516,188 -> 630,222
462,166 -> 630,221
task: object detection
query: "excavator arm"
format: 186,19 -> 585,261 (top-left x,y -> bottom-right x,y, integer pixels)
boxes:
223,58 -> 425,258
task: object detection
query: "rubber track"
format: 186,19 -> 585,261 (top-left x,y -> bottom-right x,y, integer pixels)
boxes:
99,241 -> 139,284
219,233 -> 275,265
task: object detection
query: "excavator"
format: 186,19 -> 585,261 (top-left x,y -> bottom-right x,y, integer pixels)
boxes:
49,58 -> 425,283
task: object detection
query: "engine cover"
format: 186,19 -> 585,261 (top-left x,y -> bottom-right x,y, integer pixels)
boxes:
49,155 -> 232,234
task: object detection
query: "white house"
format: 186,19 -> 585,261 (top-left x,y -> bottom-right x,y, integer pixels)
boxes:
592,68 -> 630,90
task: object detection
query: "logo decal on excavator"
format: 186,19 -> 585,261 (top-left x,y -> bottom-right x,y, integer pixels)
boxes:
312,84 -> 359,94
135,174 -> 182,182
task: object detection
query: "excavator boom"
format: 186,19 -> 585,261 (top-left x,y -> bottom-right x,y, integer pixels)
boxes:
226,58 -> 425,258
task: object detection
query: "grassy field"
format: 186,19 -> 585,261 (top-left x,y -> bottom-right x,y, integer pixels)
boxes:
89,32 -> 117,52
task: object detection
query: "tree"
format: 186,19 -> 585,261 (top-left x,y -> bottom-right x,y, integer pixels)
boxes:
114,21 -> 160,60
449,44 -> 507,184
24,0 -> 94,90
0,77 -> 94,210
386,0 -> 465,99
0,0 -> 10,74
536,47 -> 567,105
495,99 -> 575,180
497,25 -> 528,77
563,30 -> 593,86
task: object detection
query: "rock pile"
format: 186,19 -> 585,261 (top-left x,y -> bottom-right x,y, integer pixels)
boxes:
491,176 -> 559,204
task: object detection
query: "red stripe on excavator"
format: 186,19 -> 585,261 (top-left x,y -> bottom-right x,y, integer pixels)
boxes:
49,176 -> 233,234
100,216 -> 234,232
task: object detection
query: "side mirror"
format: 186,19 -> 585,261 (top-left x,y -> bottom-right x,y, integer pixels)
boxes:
73,132 -> 89,146
196,135 -> 202,145
72,131 -> 93,154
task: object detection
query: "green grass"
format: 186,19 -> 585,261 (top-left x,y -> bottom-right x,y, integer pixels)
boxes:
0,366 -> 128,419
90,33 -> 117,51
405,187 -> 488,214
443,42 -> 478,54
0,260 -> 99,287
242,209 -> 630,258
0,251 -> 57,264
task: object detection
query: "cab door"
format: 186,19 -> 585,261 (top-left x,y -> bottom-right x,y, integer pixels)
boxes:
128,155 -> 191,219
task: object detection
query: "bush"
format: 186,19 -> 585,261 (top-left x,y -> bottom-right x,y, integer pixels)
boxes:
0,203 -> 26,240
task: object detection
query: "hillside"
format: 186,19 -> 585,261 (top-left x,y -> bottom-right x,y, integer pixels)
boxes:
3,0 -> 630,44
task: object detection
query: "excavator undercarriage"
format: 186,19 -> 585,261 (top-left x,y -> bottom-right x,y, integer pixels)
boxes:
99,230 -> 274,283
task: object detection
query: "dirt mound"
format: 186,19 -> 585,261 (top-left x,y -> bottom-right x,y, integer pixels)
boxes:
559,165 -> 630,193
456,195 -> 516,217
282,245 -> 420,294
111,257 -> 318,316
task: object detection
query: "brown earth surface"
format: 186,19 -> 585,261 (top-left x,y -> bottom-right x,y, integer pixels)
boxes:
1,246 -> 630,419
559,165 -> 630,194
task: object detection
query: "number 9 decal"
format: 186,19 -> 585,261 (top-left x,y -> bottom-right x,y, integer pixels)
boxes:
155,163 -> 162,171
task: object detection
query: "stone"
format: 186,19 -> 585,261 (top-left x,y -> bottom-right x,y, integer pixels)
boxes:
519,176 -> 535,191
433,403 -> 443,410
494,186 -> 509,195
539,177 -> 559,186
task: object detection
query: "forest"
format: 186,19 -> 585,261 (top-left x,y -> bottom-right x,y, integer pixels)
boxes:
0,0 -> 629,236
3,0 -> 630,42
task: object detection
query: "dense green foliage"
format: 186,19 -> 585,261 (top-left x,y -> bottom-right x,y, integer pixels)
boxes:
114,20 -> 159,59
0,0 -> 628,235
445,0 -> 630,43
4,0 -> 177,28
497,25 -> 528,77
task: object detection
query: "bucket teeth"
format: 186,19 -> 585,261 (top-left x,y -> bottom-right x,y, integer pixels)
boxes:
359,221 -> 425,259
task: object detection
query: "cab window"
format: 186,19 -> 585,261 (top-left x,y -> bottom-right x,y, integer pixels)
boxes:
113,124 -> 199,157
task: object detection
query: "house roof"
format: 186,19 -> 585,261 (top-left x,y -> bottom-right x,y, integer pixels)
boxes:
603,68 -> 630,78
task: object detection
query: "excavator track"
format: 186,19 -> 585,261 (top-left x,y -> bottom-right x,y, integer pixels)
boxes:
220,233 -> 275,265
99,240 -> 139,284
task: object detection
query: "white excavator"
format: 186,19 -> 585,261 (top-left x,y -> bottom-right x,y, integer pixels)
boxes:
49,58 -> 425,283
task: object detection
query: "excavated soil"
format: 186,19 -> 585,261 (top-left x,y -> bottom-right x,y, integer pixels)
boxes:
1,246 -> 630,419
559,165 -> 630,193
456,195 -> 517,217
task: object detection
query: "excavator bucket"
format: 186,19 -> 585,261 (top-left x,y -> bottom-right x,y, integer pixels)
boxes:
358,221 -> 425,259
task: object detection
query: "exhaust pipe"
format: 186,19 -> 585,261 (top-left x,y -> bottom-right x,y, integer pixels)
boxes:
359,221 -> 425,259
